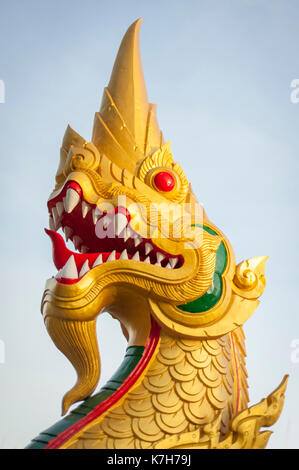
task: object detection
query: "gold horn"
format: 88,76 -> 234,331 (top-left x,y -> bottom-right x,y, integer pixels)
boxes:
92,18 -> 164,174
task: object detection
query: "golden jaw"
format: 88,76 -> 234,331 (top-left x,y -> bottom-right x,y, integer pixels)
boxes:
42,174 -> 202,413
44,177 -> 202,319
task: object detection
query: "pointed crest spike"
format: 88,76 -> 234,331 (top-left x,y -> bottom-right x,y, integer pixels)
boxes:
55,125 -> 86,187
92,19 -> 164,173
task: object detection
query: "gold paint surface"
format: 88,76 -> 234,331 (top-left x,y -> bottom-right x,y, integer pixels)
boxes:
41,19 -> 288,449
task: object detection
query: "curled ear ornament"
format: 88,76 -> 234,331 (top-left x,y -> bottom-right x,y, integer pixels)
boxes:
66,142 -> 101,173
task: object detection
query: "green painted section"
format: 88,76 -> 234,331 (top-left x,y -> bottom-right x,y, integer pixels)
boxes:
178,225 -> 228,313
179,272 -> 222,313
25,345 -> 145,449
101,347 -> 144,392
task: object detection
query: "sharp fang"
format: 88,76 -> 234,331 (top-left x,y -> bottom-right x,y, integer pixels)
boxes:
169,258 -> 178,268
92,254 -> 103,267
64,188 -> 80,213
156,252 -> 165,263
92,209 -> 99,225
49,216 -> 55,231
115,212 -> 128,236
73,235 -> 82,250
60,255 -> 78,279
79,260 -> 90,277
119,249 -> 128,260
82,201 -> 90,218
144,243 -> 153,255
63,226 -> 73,242
107,250 -> 116,262
144,256 -> 151,264
80,245 -> 89,254
56,201 -> 64,217
132,251 -> 140,261
155,262 -> 161,267
52,207 -> 60,229
134,235 -> 142,248
165,262 -> 172,269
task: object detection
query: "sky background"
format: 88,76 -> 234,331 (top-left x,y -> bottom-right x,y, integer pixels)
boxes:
0,0 -> 298,449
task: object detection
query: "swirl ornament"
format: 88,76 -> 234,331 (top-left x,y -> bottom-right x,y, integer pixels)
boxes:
235,266 -> 257,289
232,256 -> 268,299
66,142 -> 101,173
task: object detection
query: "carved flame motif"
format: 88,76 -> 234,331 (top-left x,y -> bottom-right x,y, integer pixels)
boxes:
27,19 -> 288,450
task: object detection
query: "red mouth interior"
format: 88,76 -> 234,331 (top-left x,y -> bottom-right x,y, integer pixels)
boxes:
47,181 -> 183,284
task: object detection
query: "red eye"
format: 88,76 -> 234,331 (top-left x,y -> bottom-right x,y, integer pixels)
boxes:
153,171 -> 175,192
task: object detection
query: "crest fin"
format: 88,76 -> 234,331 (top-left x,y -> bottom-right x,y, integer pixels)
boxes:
55,125 -> 85,187
92,18 -> 163,173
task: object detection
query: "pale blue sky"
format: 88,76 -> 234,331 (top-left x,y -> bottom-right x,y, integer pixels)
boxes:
0,0 -> 298,448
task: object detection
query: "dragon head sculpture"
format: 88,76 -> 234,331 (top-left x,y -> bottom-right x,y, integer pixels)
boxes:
32,19 -> 287,450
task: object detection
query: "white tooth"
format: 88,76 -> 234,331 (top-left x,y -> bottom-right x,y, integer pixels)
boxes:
52,207 -> 60,229
169,258 -> 178,268
60,255 -> 78,279
49,216 -> 55,231
63,226 -> 73,242
80,245 -> 89,254
92,209 -> 99,225
155,261 -> 162,267
56,201 -> 64,217
156,252 -> 165,263
144,243 -> 153,255
119,249 -> 128,260
114,212 -> 128,236
73,235 -> 82,250
144,256 -> 151,264
79,260 -> 90,277
107,250 -> 116,262
63,188 -> 80,213
165,262 -> 172,269
132,251 -> 140,261
92,254 -> 103,267
81,201 -> 91,218
134,235 -> 142,248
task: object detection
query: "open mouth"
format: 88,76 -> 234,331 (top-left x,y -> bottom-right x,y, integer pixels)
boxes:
47,181 -> 184,284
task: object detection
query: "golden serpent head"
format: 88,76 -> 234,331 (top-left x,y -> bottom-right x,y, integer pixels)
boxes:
42,19 -> 222,414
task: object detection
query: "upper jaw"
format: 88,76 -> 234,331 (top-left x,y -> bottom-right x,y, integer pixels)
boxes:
47,180 -> 184,285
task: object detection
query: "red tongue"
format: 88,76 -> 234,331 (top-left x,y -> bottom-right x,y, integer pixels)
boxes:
45,229 -> 110,272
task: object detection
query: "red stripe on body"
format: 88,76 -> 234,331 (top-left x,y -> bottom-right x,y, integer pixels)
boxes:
46,317 -> 161,449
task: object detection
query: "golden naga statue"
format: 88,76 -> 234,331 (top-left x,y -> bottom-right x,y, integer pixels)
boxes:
27,19 -> 288,450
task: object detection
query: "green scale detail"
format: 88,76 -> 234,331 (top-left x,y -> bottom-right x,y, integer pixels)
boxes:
178,225 -> 227,313
25,345 -> 145,449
